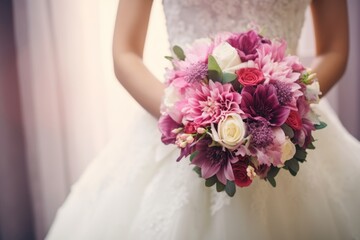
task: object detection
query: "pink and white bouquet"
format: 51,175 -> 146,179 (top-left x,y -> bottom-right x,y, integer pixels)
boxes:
159,30 -> 326,197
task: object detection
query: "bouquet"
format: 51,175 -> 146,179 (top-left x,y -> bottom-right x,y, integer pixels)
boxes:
158,30 -> 326,197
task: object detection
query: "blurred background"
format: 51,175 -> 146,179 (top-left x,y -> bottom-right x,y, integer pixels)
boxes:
0,0 -> 359,239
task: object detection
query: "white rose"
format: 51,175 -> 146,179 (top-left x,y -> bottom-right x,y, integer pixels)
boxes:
212,42 -> 242,73
211,113 -> 246,149
279,138 -> 296,166
305,81 -> 321,103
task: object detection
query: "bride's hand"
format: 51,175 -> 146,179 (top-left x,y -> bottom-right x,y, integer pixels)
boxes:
113,0 -> 164,119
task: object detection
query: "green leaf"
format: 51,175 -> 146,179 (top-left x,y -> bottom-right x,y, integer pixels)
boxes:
193,166 -> 202,177
164,56 -> 174,61
307,141 -> 316,150
189,151 -> 198,162
294,148 -> 307,160
284,158 -> 299,173
267,166 -> 280,179
208,55 -> 223,82
222,72 -> 237,83
173,45 -> 185,60
267,178 -> 276,187
288,168 -> 298,176
205,175 -> 217,187
225,180 -> 236,197
216,181 -> 226,192
314,121 -> 327,130
281,124 -> 294,139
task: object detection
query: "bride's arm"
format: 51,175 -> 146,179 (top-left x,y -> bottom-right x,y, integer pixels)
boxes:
310,0 -> 349,96
113,0 -> 164,119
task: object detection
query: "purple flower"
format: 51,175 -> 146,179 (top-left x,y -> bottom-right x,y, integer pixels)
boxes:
227,30 -> 262,61
158,114 -> 181,145
240,84 -> 290,126
182,81 -> 243,125
247,120 -> 274,149
192,138 -> 238,184
293,96 -> 315,148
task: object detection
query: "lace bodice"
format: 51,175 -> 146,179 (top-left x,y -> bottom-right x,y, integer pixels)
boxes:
163,0 -> 311,53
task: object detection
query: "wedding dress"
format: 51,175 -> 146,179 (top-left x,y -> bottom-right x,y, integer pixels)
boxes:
46,0 -> 360,239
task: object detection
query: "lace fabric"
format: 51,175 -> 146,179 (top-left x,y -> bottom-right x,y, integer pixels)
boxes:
163,0 -> 311,53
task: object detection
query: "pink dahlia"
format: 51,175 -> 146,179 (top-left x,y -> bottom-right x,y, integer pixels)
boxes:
182,80 -> 243,125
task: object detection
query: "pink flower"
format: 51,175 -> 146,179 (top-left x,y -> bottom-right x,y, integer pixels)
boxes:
167,39 -> 214,89
227,30 -> 262,61
158,114 -> 182,145
182,81 -> 243,126
246,121 -> 285,166
236,68 -> 265,86
293,97 -> 315,147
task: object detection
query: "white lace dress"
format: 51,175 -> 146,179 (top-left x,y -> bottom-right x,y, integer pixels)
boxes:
46,0 -> 360,239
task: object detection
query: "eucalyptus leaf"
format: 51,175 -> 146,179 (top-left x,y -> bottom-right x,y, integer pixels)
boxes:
216,181 -> 226,192
285,158 -> 299,173
288,168 -> 298,176
173,45 -> 185,60
222,72 -> 238,83
164,56 -> 174,61
307,141 -> 316,150
267,166 -> 280,179
225,180 -> 236,197
193,166 -> 202,177
294,148 -> 307,160
267,178 -> 276,187
314,121 -> 327,130
208,55 -> 223,82
281,124 -> 294,139
205,175 -> 217,187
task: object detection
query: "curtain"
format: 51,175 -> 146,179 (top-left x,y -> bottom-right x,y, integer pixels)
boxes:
12,0 -> 169,238
7,0 -> 360,239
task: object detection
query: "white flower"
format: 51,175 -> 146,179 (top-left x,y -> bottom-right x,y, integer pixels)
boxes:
305,81 -> 321,103
212,42 -> 242,73
306,108 -> 321,125
279,138 -> 296,166
210,113 -> 246,149
163,84 -> 180,110
162,84 -> 182,122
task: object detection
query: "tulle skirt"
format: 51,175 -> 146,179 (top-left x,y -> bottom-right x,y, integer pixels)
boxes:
46,99 -> 360,240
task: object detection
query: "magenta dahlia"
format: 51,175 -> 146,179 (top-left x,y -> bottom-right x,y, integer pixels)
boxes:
192,138 -> 238,184
240,84 -> 290,126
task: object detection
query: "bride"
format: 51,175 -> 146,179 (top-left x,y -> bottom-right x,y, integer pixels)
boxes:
46,0 -> 360,239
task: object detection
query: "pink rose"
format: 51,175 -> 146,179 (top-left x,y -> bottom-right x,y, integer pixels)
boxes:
236,68 -> 264,86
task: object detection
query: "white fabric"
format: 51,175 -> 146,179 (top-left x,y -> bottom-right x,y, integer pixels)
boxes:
46,0 -> 360,239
